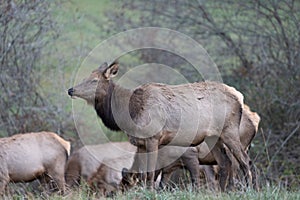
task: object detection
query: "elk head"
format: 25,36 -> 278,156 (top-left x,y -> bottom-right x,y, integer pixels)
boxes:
68,62 -> 119,105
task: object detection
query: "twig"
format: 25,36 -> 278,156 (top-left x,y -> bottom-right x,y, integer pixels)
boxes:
267,123 -> 300,172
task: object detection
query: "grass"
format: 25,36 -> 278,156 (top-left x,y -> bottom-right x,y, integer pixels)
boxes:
3,185 -> 300,200
114,186 -> 300,200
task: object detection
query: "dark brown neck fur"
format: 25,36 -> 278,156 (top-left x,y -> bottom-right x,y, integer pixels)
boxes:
94,81 -> 147,132
94,81 -> 121,131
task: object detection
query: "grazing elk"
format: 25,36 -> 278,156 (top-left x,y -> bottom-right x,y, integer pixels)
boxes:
65,142 -> 136,187
0,132 -> 70,194
154,105 -> 260,190
87,153 -> 135,196
68,62 -> 252,189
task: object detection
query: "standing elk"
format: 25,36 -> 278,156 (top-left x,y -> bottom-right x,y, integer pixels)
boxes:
68,62 -> 252,189
0,132 -> 70,194
65,142 -> 136,187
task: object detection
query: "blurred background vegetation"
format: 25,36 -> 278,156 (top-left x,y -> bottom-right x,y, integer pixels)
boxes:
0,0 -> 299,189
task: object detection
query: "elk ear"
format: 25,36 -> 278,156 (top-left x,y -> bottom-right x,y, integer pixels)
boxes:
103,62 -> 119,79
99,62 -> 108,70
93,62 -> 108,73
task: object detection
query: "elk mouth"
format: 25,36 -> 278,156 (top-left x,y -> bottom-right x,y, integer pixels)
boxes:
67,88 -> 96,104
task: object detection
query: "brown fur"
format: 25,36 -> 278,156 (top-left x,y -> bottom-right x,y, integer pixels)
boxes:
239,105 -> 261,151
65,142 -> 136,187
65,151 -> 82,186
156,105 -> 260,191
68,62 -> 252,189
87,153 -> 135,196
0,132 -> 70,194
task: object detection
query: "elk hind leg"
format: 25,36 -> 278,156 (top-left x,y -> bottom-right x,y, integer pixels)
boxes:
206,137 -> 232,192
222,132 -> 252,188
47,164 -> 66,193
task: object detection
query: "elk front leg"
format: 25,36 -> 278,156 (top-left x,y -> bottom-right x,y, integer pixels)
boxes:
129,146 -> 147,185
146,137 -> 159,189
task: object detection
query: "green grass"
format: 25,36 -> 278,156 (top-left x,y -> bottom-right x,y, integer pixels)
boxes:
114,186 -> 300,200
3,186 -> 300,200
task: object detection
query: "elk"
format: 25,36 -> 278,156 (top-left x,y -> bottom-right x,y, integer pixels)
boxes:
0,132 -> 70,194
65,142 -> 136,187
87,153 -> 135,196
68,62 -> 252,189
153,105 -> 260,190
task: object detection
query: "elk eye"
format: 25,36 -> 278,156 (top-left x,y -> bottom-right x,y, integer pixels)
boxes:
92,79 -> 98,83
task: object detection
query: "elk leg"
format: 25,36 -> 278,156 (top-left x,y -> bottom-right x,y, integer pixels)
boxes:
47,165 -> 66,194
222,133 -> 252,189
214,148 -> 231,192
159,165 -> 176,189
206,136 -> 232,192
146,137 -> 159,189
181,148 -> 201,188
65,158 -> 81,187
130,146 -> 147,185
200,165 -> 219,191
99,180 -> 117,197
154,170 -> 161,183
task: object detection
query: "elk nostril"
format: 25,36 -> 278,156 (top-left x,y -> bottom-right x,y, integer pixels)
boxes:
68,88 -> 74,96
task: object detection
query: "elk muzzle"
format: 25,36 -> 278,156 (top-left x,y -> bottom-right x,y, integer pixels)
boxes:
68,88 -> 74,96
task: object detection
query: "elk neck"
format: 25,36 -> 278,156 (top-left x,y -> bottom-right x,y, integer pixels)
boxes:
94,80 -> 132,131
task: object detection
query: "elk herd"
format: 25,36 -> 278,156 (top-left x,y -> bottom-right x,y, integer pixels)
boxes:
0,62 -> 260,196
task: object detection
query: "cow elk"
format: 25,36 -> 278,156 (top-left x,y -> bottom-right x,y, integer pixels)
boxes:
68,62 -> 252,189
0,132 -> 70,194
